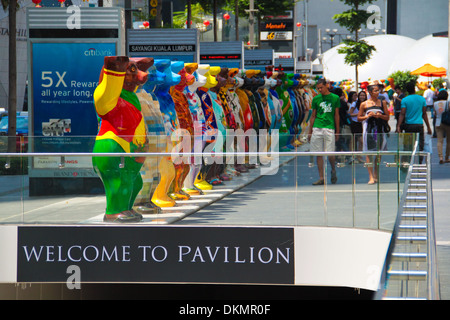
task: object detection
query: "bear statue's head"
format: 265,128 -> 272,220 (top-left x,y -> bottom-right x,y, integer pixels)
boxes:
154,59 -> 181,88
197,64 -> 218,89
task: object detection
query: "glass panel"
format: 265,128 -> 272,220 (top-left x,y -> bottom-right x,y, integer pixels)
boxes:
295,142 -> 328,227
0,133 -> 418,227
378,132 -> 402,231
0,154 -> 27,224
325,133 -> 354,228
175,132 -> 297,226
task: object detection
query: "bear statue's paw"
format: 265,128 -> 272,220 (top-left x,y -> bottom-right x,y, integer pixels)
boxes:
151,196 -> 177,208
169,190 -> 191,201
103,210 -> 143,223
182,187 -> 203,196
134,202 -> 161,214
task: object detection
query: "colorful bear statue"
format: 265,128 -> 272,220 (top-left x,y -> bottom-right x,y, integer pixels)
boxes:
92,56 -> 153,223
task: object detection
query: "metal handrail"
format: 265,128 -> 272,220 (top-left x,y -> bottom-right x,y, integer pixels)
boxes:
375,139 -> 419,299
375,138 -> 441,300
0,150 -> 421,158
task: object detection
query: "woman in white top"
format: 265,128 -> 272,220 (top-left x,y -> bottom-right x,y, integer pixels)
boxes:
357,83 -> 390,184
433,90 -> 450,163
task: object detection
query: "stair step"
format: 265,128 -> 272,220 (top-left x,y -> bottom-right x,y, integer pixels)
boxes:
399,225 -> 427,232
407,189 -> 427,194
392,252 -> 427,262
401,213 -> 427,220
408,184 -> 427,188
411,172 -> 427,182
396,236 -> 427,244
406,196 -> 427,201
403,205 -> 427,211
388,270 -> 427,280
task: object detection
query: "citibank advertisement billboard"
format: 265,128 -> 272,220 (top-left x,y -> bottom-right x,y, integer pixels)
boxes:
31,42 -> 116,153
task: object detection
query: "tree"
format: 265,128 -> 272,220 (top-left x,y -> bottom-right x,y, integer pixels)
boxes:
195,0 -> 227,41
388,70 -> 419,92
1,0 -> 18,152
172,3 -> 208,29
333,0 -> 376,90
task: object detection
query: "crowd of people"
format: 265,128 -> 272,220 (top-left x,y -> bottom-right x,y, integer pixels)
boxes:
308,77 -> 440,185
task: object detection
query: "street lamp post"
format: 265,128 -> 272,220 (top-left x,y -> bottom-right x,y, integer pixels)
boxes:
325,28 -> 338,48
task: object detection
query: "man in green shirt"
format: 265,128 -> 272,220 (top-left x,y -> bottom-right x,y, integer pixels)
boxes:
308,78 -> 341,185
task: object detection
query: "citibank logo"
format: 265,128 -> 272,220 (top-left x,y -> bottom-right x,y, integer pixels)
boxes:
84,48 -> 113,57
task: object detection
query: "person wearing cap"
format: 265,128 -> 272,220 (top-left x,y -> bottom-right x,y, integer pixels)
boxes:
308,78 -> 340,185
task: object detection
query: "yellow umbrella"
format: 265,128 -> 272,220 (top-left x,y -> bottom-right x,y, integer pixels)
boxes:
411,63 -> 447,77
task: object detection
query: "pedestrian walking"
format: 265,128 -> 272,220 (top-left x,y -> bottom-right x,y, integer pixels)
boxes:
423,84 -> 437,137
433,90 -> 450,163
308,78 -> 340,185
358,81 -> 390,184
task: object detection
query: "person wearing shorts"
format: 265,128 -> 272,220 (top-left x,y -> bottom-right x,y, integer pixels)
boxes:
308,78 -> 340,185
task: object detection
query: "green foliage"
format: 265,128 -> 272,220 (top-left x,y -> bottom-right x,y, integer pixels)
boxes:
433,78 -> 445,89
333,8 -> 372,33
337,39 -> 376,67
172,3 -> 208,29
332,0 -> 376,32
333,0 -> 377,84
225,0 -> 293,19
388,70 -> 419,92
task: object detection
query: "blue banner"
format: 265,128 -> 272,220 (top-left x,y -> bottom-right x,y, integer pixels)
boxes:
32,42 -> 116,152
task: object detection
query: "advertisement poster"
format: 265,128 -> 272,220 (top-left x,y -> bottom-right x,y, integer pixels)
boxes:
31,42 -> 116,169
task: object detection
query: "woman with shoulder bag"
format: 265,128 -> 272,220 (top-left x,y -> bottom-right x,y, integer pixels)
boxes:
357,82 -> 390,184
433,90 -> 450,163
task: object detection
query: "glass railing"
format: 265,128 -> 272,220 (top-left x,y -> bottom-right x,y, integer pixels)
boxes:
375,138 -> 440,300
0,132 -> 417,229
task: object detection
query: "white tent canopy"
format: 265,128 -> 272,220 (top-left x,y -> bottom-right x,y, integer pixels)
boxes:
314,34 -> 447,84
388,34 -> 448,76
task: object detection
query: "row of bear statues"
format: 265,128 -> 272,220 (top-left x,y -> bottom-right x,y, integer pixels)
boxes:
92,56 -> 319,223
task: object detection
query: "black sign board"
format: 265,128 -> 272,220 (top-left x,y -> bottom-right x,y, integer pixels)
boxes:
245,59 -> 273,66
200,54 -> 242,61
260,19 -> 294,32
129,44 -> 196,53
17,226 -> 295,284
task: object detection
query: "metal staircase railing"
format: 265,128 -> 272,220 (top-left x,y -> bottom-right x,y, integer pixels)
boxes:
376,141 -> 440,300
